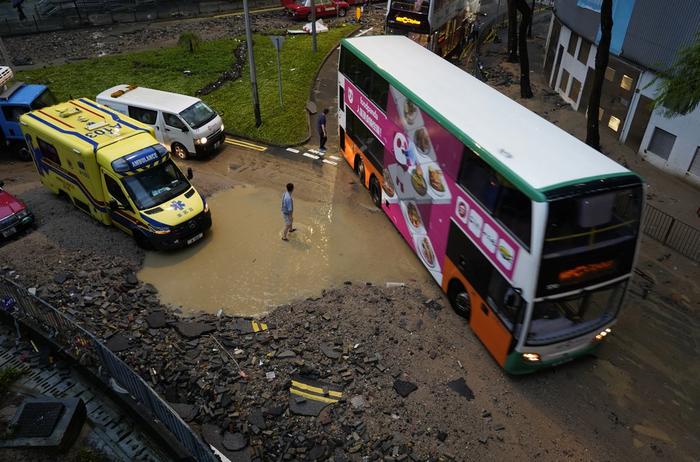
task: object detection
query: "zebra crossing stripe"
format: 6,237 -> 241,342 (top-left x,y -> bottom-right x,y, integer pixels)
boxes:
322,159 -> 338,166
303,153 -> 320,160
286,147 -> 300,154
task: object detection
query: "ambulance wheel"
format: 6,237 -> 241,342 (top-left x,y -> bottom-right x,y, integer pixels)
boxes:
448,280 -> 471,320
172,143 -> 189,160
338,7 -> 347,17
18,146 -> 31,162
134,231 -> 153,250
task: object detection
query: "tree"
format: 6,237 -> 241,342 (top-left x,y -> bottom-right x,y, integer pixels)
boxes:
516,0 -> 533,98
507,0 -> 519,62
585,0 -> 613,150
653,33 -> 700,116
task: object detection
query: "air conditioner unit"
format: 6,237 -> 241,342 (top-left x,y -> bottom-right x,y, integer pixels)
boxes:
0,66 -> 14,88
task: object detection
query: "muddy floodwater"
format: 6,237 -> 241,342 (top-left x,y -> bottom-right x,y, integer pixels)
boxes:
139,184 -> 433,315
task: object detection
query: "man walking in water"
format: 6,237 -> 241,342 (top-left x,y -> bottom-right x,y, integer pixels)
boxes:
281,183 -> 295,241
318,108 -> 329,152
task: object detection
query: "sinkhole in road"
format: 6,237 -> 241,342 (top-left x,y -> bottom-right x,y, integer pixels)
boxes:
139,184 -> 431,315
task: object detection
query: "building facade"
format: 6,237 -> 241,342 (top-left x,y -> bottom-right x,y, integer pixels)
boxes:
543,0 -> 700,184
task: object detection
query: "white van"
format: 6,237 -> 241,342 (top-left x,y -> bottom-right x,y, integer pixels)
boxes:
96,85 -> 225,159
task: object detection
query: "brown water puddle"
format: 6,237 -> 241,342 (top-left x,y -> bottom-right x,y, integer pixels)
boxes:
139,184 -> 431,315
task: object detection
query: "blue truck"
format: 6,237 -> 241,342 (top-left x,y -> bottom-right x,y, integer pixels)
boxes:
0,66 -> 56,160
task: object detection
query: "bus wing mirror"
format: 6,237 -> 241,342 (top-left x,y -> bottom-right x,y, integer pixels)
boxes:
504,287 -> 523,310
187,168 -> 194,180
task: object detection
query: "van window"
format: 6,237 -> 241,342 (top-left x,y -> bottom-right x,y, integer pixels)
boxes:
128,106 -> 157,125
104,174 -> 133,212
164,113 -> 186,130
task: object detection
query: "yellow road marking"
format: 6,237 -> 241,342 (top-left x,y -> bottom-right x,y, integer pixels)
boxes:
251,321 -> 268,332
291,380 -> 343,398
290,388 -> 340,404
224,138 -> 267,151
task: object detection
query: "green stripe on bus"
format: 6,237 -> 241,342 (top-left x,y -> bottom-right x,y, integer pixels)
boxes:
540,171 -> 644,193
341,39 -> 547,203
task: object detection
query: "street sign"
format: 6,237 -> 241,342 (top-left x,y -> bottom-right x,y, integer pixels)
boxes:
270,36 -> 285,51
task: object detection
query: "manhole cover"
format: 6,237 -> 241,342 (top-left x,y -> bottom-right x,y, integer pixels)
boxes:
14,402 -> 65,438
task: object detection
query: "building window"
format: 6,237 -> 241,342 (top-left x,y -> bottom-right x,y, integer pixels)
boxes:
569,78 -> 582,102
567,32 -> 578,56
647,127 -> 676,160
577,40 -> 591,64
605,66 -> 615,81
559,69 -> 570,93
608,116 -> 621,132
620,74 -> 634,91
688,147 -> 700,177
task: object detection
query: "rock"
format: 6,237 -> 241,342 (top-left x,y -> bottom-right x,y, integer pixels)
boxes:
170,403 -> 198,422
145,310 -> 167,328
320,342 -> 341,359
277,349 -> 296,359
478,435 -> 488,444
53,272 -> 71,284
201,424 -> 221,447
248,408 -> 266,430
264,405 -> 286,418
350,395 -> 367,411
493,423 -> 505,431
447,377 -> 475,401
105,332 -> 131,352
28,287 -> 37,296
307,445 -> 326,460
174,321 -> 215,338
393,380 -> 418,398
222,432 -> 248,451
437,431 -> 448,442
125,272 -> 138,285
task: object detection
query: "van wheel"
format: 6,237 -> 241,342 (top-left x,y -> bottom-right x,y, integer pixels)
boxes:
338,8 -> 347,17
172,143 -> 189,160
369,176 -> 381,208
448,280 -> 471,320
134,231 -> 153,250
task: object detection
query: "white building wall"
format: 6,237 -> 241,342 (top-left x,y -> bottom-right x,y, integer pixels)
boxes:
634,72 -> 700,186
552,25 -> 595,110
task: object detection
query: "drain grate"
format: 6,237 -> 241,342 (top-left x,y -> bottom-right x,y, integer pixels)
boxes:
14,402 -> 65,438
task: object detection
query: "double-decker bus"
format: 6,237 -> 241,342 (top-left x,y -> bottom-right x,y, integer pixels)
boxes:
337,36 -> 644,374
385,0 -> 480,58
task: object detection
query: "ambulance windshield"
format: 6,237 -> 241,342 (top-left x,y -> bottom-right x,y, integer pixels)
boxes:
122,159 -> 190,210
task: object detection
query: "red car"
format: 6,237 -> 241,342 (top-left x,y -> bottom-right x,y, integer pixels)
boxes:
282,0 -> 350,20
0,180 -> 34,240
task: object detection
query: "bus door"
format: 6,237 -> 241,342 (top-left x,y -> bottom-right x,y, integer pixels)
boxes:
445,222 -> 520,366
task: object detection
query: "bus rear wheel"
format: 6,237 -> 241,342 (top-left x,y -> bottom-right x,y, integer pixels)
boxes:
369,176 -> 381,208
448,280 -> 471,320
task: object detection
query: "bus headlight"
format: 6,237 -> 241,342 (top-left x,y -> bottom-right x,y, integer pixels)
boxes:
522,353 -> 540,362
595,328 -> 612,341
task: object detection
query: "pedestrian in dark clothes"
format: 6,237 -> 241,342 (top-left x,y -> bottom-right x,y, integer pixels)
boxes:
318,108 -> 329,152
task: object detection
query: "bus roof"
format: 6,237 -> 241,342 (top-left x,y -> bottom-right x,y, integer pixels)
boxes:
96,85 -> 200,114
21,98 -> 154,155
342,36 -> 638,201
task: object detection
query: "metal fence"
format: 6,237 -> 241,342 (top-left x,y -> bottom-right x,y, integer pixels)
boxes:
0,276 -> 219,462
1,0 -> 277,37
642,203 -> 700,262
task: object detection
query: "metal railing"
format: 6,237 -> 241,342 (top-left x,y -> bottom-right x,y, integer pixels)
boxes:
0,276 -> 219,462
642,203 -> 700,262
1,0 -> 277,37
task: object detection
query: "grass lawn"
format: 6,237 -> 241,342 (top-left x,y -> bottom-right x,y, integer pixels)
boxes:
17,25 -> 356,145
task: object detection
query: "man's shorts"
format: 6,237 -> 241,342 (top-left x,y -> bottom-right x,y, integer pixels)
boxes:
283,213 -> 292,226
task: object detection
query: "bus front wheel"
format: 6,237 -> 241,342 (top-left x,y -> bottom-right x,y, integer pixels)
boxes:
369,176 -> 381,208
448,280 -> 471,320
354,157 -> 366,186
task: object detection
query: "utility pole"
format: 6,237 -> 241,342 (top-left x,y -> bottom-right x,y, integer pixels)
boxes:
242,0 -> 262,127
310,0 -> 317,53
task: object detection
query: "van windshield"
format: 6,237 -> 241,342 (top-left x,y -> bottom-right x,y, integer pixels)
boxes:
179,101 -> 216,129
121,159 -> 190,210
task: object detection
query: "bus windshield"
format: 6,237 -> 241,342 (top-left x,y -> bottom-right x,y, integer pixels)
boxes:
122,159 -> 190,210
391,0 -> 430,14
544,186 -> 642,254
527,280 -> 626,345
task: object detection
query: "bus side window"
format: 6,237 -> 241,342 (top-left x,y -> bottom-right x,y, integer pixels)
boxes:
457,146 -> 499,213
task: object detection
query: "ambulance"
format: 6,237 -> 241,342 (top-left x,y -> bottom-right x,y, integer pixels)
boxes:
19,98 -> 212,249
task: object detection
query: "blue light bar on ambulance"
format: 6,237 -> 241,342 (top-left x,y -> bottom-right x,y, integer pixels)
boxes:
111,144 -> 168,174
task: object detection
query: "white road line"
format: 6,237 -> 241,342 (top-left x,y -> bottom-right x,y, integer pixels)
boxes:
329,155 -> 341,161
303,153 -> 320,160
322,159 -> 338,166
286,147 -> 300,154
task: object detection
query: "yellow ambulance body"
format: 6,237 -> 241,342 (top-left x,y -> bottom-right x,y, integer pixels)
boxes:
19,98 -> 212,249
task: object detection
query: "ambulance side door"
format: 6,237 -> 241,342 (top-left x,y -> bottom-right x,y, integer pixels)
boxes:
101,171 -> 138,235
